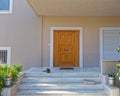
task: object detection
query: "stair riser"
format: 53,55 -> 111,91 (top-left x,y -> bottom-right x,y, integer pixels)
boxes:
62,78 -> 101,83
24,73 -> 62,77
16,94 -> 107,96
23,78 -> 62,82
19,86 -> 104,90
62,73 -> 99,77
24,72 -> 99,77
22,78 -> 101,83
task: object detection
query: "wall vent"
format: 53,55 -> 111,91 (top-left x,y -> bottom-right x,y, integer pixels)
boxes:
0,47 -> 11,66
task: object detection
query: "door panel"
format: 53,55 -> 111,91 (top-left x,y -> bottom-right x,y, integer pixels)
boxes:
54,30 -> 79,67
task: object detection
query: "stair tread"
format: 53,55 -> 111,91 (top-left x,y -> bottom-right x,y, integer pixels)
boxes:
25,72 -> 99,74
20,82 -> 103,86
24,72 -> 100,78
16,89 -> 107,95
24,76 -> 99,78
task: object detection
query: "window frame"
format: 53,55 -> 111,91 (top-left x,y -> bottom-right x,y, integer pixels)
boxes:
100,27 -> 120,72
0,0 -> 13,14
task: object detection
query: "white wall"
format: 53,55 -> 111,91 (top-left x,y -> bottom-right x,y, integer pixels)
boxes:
0,0 -> 41,70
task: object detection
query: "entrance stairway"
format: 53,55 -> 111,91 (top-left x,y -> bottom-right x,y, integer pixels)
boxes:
15,67 -> 107,96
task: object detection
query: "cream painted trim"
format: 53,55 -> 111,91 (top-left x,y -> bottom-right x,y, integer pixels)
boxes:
50,27 -> 83,68
100,27 -> 120,73
0,0 -> 13,14
0,47 -> 11,66
39,16 -> 43,67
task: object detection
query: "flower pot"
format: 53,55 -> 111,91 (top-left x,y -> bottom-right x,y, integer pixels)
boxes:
3,77 -> 12,87
108,77 -> 115,85
115,76 -> 120,88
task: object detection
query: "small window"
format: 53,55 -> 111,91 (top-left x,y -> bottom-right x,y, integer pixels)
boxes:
0,47 -> 11,66
103,30 -> 120,60
100,28 -> 120,61
0,0 -> 13,14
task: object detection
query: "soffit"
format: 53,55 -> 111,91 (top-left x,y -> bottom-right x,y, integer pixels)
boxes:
27,0 -> 120,16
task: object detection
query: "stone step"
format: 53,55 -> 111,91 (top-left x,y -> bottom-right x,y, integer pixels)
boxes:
15,89 -> 107,96
15,68 -> 107,96
19,82 -> 104,90
22,76 -> 101,83
24,76 -> 100,79
24,72 -> 100,77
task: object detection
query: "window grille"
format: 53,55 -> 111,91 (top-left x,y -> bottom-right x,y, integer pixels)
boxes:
0,47 -> 11,66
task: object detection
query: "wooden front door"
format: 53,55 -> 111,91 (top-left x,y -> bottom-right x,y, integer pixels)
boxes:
54,30 -> 79,67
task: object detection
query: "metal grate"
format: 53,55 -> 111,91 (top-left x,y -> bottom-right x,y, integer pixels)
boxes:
0,50 -> 7,64
0,47 -> 11,65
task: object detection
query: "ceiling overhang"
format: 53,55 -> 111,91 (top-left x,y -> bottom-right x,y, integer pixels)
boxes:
27,0 -> 120,16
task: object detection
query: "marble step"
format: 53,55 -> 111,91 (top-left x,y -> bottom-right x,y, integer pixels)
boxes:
22,76 -> 101,83
19,82 -> 104,90
15,89 -> 107,96
24,75 -> 100,79
24,72 -> 99,77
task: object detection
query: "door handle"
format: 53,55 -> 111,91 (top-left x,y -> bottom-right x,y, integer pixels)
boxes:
63,48 -> 71,51
63,49 -> 67,51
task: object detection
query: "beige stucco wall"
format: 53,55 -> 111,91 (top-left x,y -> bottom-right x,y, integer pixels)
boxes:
102,60 -> 119,74
0,0 -> 41,70
41,16 -> 120,67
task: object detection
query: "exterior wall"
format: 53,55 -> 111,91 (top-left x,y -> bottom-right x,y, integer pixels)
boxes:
41,16 -> 120,67
0,0 -> 41,70
102,60 -> 119,74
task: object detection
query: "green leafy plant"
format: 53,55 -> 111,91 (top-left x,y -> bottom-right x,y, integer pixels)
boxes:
108,72 -> 116,78
0,64 -> 4,95
11,64 -> 23,82
11,66 -> 19,82
13,64 -> 23,73
2,65 -> 11,78
117,63 -> 120,69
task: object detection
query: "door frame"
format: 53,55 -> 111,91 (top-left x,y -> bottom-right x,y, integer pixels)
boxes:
50,27 -> 83,68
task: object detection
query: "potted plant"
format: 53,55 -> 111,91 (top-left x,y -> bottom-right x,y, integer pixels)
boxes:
107,72 -> 116,85
0,64 -> 23,95
3,65 -> 12,87
3,73 -> 12,87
